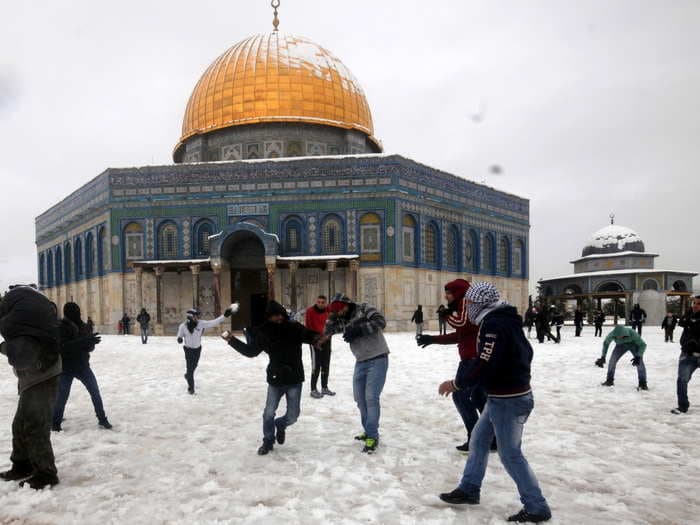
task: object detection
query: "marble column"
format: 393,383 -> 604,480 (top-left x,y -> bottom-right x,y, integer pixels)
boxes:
190,264 -> 201,310
349,259 -> 360,299
326,260 -> 337,298
135,267 -> 144,312
289,261 -> 298,311
155,266 -> 164,325
212,262 -> 222,316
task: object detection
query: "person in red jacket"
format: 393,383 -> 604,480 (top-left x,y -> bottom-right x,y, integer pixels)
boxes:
417,279 -> 493,453
305,295 -> 335,399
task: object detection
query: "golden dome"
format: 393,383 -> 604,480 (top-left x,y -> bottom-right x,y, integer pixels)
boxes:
176,32 -> 379,153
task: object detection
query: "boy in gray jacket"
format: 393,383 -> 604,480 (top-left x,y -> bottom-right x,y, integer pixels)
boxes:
322,293 -> 389,453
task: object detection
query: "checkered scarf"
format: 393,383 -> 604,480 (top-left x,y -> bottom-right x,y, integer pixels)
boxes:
465,282 -> 504,324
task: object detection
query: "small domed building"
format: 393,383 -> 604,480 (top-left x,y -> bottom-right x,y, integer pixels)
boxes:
538,219 -> 696,324
35,19 -> 530,334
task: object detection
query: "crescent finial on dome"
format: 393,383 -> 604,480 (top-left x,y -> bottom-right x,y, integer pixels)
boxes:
272,0 -> 280,32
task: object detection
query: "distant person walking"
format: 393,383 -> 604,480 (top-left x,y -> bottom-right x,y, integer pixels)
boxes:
524,306 -> 538,338
594,311 -> 605,337
305,295 -> 335,399
629,304 -> 647,335
574,309 -> 584,337
120,313 -> 131,335
661,312 -> 678,343
437,305 -> 448,335
551,309 -> 564,343
86,317 -> 94,334
136,308 -> 151,344
671,295 -> 700,414
411,305 -> 424,338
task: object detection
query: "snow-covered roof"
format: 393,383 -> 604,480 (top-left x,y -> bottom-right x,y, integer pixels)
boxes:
581,224 -> 645,257
570,251 -> 658,263
541,268 -> 697,282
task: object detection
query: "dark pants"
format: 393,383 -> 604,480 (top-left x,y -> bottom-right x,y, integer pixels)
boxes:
677,354 -> 699,411
575,323 -> 583,337
53,366 -> 107,425
263,383 -> 302,442
631,322 -> 642,335
310,341 -> 331,391
12,377 -> 59,477
453,382 -> 488,441
439,320 -> 447,335
595,325 -> 603,337
140,324 -> 149,344
123,323 -> 130,335
184,346 -> 202,392
536,326 -> 556,343
606,344 -> 646,383
665,328 -> 675,343
554,326 -> 562,342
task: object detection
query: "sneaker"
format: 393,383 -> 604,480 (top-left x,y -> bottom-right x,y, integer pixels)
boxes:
0,461 -> 32,482
257,439 -> 274,455
98,419 -> 113,430
19,473 -> 59,490
637,381 -> 648,391
601,379 -> 614,387
362,437 -> 378,454
275,423 -> 286,445
671,407 -> 688,414
439,487 -> 480,505
321,388 -> 336,396
507,508 -> 551,523
455,442 -> 469,453
354,432 -> 367,441
310,389 -> 323,399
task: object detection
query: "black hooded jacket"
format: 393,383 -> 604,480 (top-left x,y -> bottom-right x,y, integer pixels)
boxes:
456,305 -> 532,397
679,311 -> 700,354
60,303 -> 96,372
228,301 -> 320,386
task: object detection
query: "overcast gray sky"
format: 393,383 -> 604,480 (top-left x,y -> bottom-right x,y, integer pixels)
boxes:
1,0 -> 698,294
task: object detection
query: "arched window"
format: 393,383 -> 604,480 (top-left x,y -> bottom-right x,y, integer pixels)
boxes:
64,242 -> 72,284
513,239 -> 525,277
97,226 -> 107,275
47,251 -> 54,288
321,215 -> 343,254
425,222 -> 439,265
85,232 -> 94,277
498,237 -> 510,275
483,234 -> 495,273
124,222 -> 144,260
643,279 -> 659,290
402,214 -> 417,263
39,254 -> 45,288
158,222 -> 179,259
282,216 -> 303,255
465,229 -> 479,273
193,220 -> 215,257
360,213 -> 381,262
74,237 -> 83,280
55,246 -> 63,285
446,225 -> 460,268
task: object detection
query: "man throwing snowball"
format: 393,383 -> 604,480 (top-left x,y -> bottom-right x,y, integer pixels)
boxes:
595,325 -> 648,390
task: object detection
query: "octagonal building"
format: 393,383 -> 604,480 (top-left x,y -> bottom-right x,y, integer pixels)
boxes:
35,29 -> 530,334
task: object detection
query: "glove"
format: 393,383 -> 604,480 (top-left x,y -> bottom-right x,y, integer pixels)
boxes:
343,324 -> 364,343
631,356 -> 641,367
595,357 -> 605,368
91,333 -> 102,346
177,337 -> 183,344
224,303 -> 240,318
416,335 -> 436,348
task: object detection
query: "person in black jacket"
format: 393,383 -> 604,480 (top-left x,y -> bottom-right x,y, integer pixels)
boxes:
574,309 -> 584,337
594,311 -> 605,337
672,296 -> 700,414
629,304 -> 647,335
0,285 -> 62,489
661,312 -> 678,343
223,301 -> 321,455
52,302 -> 111,431
437,305 -> 448,335
411,305 -> 424,338
438,282 -> 551,523
550,309 -> 564,343
535,306 -> 557,344
136,308 -> 151,344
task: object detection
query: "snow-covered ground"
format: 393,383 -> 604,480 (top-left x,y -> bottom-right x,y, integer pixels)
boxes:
0,327 -> 698,524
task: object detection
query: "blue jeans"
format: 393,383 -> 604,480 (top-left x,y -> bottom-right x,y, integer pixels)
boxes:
140,324 -> 149,344
459,393 -> 550,516
353,355 -> 388,439
53,365 -> 107,425
263,383 -> 302,442
607,344 -> 646,382
677,354 -> 700,411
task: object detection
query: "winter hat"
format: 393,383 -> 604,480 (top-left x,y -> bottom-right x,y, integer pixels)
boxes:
63,302 -> 82,325
328,292 -> 353,313
465,282 -> 501,324
444,279 -> 470,301
186,309 -> 200,319
265,301 -> 289,319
